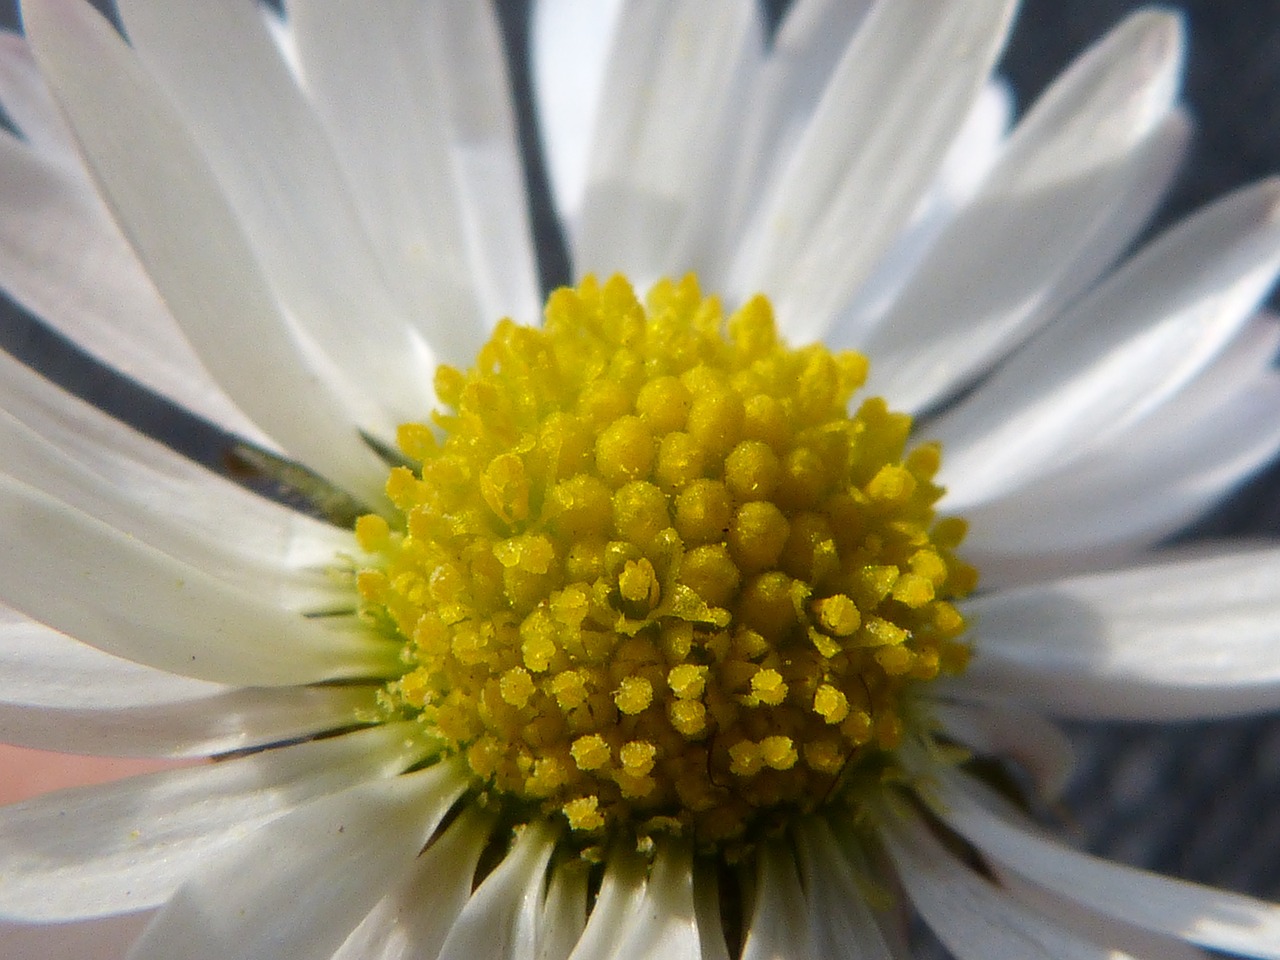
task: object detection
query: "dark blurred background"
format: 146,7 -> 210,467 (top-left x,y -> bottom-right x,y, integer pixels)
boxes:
0,0 -> 1277,916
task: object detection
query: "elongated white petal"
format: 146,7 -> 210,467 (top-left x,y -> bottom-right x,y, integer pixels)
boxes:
0,474 -> 398,686
0,405 -> 344,610
608,843 -> 707,960
734,0 -> 1019,340
965,317 -> 1280,584
333,809 -> 495,960
128,763 -> 467,960
291,0 -> 539,346
20,0 -> 389,498
0,609 -> 376,757
884,813 -> 1129,960
934,178 -> 1280,509
531,0 -> 626,231
0,911 -> 152,960
0,31 -> 76,160
537,861 -> 589,960
115,0 -> 438,426
0,131 -> 270,442
862,11 -> 1186,408
437,821 -> 557,960
965,545 -> 1280,719
573,1 -> 763,286
711,0 -> 874,273
933,769 -> 1280,959
794,819 -> 894,960
929,698 -> 1076,798
0,725 -> 422,921
566,851 -> 646,960
741,841 -> 811,960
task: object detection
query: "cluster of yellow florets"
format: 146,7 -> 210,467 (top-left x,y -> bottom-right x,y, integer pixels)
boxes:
355,274 -> 974,850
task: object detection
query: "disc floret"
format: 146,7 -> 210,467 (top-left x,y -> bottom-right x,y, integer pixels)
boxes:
355,274 -> 975,851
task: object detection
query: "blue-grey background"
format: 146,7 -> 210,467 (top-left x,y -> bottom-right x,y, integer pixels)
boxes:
0,0 -> 1276,922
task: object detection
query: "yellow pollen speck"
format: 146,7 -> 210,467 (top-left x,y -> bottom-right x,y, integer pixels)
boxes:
749,668 -> 787,706
571,734 -> 612,771
813,684 -> 850,724
354,274 -> 973,849
614,676 -> 654,715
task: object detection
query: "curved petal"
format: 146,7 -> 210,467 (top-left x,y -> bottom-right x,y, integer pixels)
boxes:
0,130 -> 270,442
929,697 -> 1076,798
0,403 -> 345,611
571,0 -> 764,287
964,316 -> 1280,584
531,0 -> 625,233
964,545 -> 1280,719
741,840 -> 811,960
934,178 -> 1280,510
290,0 -> 539,348
732,0 -> 1019,341
932,769 -> 1280,960
883,812 -> 1128,960
0,607 -> 377,757
566,850 -> 646,960
536,860 -> 588,960
0,725 -> 424,921
862,11 -> 1187,409
0,474 -> 399,687
20,0 -> 390,498
114,0 -> 439,426
436,821 -> 557,960
0,30 -> 75,158
0,911 -> 152,960
332,808 -> 495,960
608,843 -> 708,960
128,763 -> 468,960
794,819 -> 894,960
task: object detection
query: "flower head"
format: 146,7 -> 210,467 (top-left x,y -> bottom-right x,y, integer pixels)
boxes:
2,1 -> 1280,959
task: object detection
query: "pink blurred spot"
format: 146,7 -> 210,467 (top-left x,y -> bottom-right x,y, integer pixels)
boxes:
0,744 -> 184,804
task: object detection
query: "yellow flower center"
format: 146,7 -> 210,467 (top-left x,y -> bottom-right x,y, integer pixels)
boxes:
354,275 -> 975,853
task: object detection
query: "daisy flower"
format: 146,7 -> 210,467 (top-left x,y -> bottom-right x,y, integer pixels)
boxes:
2,1 -> 1280,958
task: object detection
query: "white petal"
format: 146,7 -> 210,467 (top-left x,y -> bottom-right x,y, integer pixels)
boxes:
996,869 -> 1213,960
732,0 -> 1019,340
0,608 -> 377,757
862,11 -> 1186,409
572,1 -> 764,287
114,0 -> 438,426
741,841 -> 811,960
964,545 -> 1280,719
711,0 -> 874,270
883,812 -> 1128,960
537,860 -> 588,960
20,0 -> 389,498
929,697 -> 1076,798
934,178 -> 1280,510
794,819 -> 894,960
0,725 -> 423,921
0,348 -> 348,591
0,31 -> 77,160
0,130 -> 270,443
932,769 -> 1280,959
566,851 -> 646,960
531,0 -> 625,232
128,763 -> 467,960
964,316 -> 1280,584
436,821 -> 557,960
0,473 -> 399,687
0,402 -> 344,611
333,808 -> 495,960
608,843 -> 708,960
291,0 -> 540,345
0,912 -> 151,960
